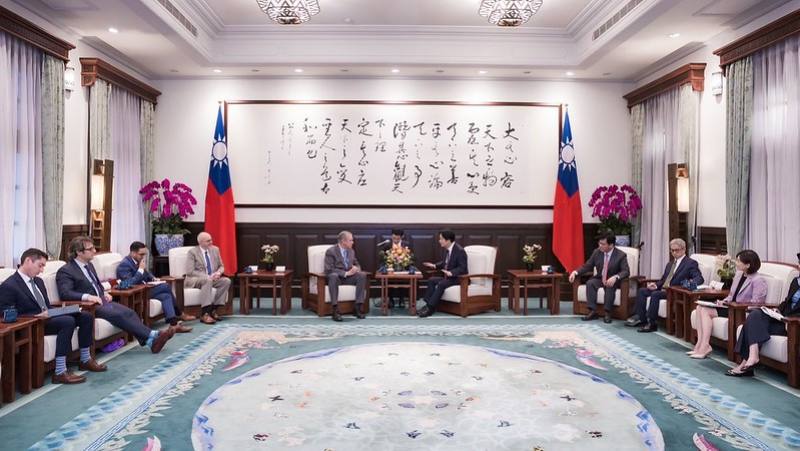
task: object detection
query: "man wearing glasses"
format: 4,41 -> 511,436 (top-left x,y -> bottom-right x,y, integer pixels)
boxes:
626,238 -> 704,332
117,241 -> 194,333
57,236 -> 176,353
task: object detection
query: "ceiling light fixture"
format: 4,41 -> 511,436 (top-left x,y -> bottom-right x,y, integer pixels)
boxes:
108,27 -> 119,33
478,0 -> 543,27
668,33 -> 680,38
294,68 -> 304,73
213,69 -> 222,73
565,71 -> 575,76
256,0 -> 321,25
478,70 -> 488,75
391,68 -> 400,73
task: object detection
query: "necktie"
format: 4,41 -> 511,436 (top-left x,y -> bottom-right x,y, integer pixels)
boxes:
791,281 -> 800,308
444,250 -> 451,269
343,250 -> 349,269
29,279 -> 46,312
205,251 -> 212,275
601,253 -> 610,282
664,260 -> 677,287
85,265 -> 104,297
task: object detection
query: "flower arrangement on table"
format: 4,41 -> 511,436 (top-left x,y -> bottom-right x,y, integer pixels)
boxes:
139,179 -> 197,255
588,184 -> 643,238
522,244 -> 542,270
261,245 -> 279,263
383,245 -> 414,271
716,254 -> 736,287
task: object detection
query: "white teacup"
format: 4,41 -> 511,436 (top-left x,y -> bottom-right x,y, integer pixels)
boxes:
541,265 -> 551,272
275,265 -> 286,273
248,265 -> 258,272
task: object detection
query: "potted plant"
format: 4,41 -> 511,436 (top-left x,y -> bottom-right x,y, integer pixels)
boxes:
522,244 -> 542,271
139,178 -> 197,256
383,245 -> 414,272
260,244 -> 279,271
716,254 -> 736,289
588,184 -> 643,246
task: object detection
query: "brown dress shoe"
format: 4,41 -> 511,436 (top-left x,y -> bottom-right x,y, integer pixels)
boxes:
52,371 -> 86,384
211,311 -> 223,321
200,314 -> 217,325
150,327 -> 176,354
78,359 -> 108,372
179,313 -> 196,322
174,323 -> 193,333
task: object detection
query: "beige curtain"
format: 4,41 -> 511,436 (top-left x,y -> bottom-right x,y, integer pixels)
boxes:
140,100 -> 156,255
630,103 -> 644,248
41,54 -> 65,259
89,79 -> 111,161
725,57 -> 753,257
679,84 -> 700,253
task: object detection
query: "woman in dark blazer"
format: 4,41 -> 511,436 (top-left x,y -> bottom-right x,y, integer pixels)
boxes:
727,266 -> 800,377
692,250 -> 767,359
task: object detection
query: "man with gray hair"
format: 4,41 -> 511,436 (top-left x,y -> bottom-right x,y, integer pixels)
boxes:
627,238 -> 704,332
186,231 -> 231,324
324,231 -> 367,322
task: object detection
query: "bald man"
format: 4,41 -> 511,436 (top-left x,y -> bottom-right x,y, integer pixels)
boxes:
185,232 -> 231,324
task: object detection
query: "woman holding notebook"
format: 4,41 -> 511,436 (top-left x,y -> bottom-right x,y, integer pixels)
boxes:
690,250 -> 767,360
727,257 -> 800,377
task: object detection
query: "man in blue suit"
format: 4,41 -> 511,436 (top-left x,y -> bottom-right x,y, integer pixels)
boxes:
56,236 -> 175,353
627,238 -> 704,332
0,248 -> 107,384
117,241 -> 193,333
417,230 -> 468,318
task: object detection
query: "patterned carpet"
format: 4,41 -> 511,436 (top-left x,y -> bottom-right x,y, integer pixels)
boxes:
17,323 -> 800,450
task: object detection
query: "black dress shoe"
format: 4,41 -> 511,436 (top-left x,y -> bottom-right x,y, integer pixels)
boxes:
725,367 -> 755,377
354,305 -> 366,319
332,307 -> 343,322
417,306 -> 434,318
637,323 -> 657,333
603,314 -> 612,324
625,316 -> 643,327
581,312 -> 598,321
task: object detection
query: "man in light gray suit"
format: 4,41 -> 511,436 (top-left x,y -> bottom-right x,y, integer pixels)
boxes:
185,231 -> 231,324
568,231 -> 630,323
324,230 -> 367,322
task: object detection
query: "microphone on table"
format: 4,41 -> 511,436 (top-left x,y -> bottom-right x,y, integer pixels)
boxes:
377,239 -> 391,247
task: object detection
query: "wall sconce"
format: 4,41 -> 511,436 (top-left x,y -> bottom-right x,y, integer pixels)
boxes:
711,71 -> 723,96
90,173 -> 105,210
64,66 -> 76,92
88,159 -> 114,251
676,167 -> 689,213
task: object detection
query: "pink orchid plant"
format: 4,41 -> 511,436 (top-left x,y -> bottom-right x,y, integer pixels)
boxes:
587,184 -> 643,235
139,179 -> 197,235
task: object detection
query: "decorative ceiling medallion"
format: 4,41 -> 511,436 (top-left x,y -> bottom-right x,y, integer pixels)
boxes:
478,0 -> 543,27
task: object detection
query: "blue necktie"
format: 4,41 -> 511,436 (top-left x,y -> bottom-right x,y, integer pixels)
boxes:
87,265 -> 103,297
791,280 -> 800,309
205,251 -> 212,275
342,249 -> 349,269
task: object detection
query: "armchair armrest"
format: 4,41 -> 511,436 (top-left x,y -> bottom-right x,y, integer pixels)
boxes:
305,272 -> 326,279
571,273 -> 593,287
727,302 -> 769,310
783,316 -> 800,323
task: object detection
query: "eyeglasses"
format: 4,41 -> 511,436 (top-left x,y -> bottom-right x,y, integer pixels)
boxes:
82,246 -> 96,252
669,248 -> 682,253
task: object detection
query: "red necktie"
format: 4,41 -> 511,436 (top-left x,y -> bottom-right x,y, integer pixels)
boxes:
601,253 -> 610,283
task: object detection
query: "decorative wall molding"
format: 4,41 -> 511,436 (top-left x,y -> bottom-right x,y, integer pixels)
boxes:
715,8 -> 800,70
80,58 -> 161,104
623,63 -> 706,108
0,5 -> 74,61
697,226 -> 727,255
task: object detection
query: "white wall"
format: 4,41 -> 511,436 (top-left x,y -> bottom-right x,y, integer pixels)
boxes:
632,0 -> 800,228
154,77 -> 633,224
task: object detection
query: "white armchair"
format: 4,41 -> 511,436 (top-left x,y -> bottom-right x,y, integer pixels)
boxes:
301,245 -> 370,317
43,260 -> 66,275
572,246 -> 639,319
435,245 -> 500,318
167,246 -> 233,317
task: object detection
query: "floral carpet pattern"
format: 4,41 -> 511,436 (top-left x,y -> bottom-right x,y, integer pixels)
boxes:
28,324 -> 800,451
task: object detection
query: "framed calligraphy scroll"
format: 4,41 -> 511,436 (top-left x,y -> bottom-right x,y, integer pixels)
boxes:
225,100 -> 562,209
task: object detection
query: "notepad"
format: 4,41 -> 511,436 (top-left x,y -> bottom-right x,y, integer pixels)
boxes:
696,300 -> 727,308
146,280 -> 166,286
760,306 -> 784,321
47,304 -> 81,317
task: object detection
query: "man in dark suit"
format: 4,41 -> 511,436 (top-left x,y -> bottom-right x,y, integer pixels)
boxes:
417,230 -> 468,318
377,228 -> 413,308
627,238 -> 704,332
0,248 -> 106,384
117,241 -> 193,333
569,231 -> 630,323
56,236 -> 175,354
324,230 -> 368,322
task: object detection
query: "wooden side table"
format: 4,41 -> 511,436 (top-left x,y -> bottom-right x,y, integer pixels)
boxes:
665,287 -> 728,341
375,272 -> 422,316
108,285 -> 149,322
237,270 -> 294,315
0,316 -> 41,403
507,270 -> 563,315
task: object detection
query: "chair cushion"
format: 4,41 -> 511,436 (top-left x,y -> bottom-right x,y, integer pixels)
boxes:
576,285 -> 621,306
617,246 -> 639,277
463,245 -> 497,288
149,298 -> 163,317
168,246 -> 193,278
43,260 -> 66,275
309,283 -> 357,303
43,331 -> 79,363
441,285 -> 493,303
182,287 -> 222,307
690,254 -> 718,283
42,273 -> 61,305
92,253 -> 123,282
690,310 -> 728,340
759,263 -> 800,304
0,268 -> 17,283
761,274 -> 784,306
94,318 -> 123,340
735,325 -> 788,363
307,245 -> 331,275
644,296 -> 668,318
